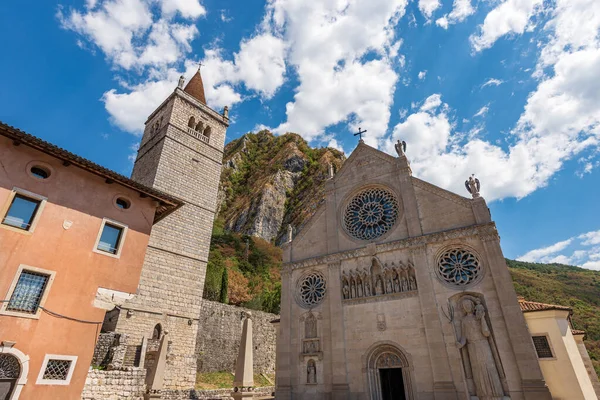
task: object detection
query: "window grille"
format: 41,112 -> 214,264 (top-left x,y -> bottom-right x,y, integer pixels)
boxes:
532,336 -> 553,358
42,359 -> 72,380
7,270 -> 50,313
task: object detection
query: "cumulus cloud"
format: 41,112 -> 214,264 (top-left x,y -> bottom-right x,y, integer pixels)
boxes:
419,0 -> 440,19
270,0 -> 407,144
436,0 -> 475,29
58,0 -> 202,70
517,229 -> 600,270
470,0 -> 544,52
418,70 -> 427,80
517,239 -> 573,262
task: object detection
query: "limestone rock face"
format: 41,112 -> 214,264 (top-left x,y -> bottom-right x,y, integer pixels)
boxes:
219,130 -> 345,243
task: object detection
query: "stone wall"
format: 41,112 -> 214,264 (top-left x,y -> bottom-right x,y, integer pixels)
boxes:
81,368 -> 146,400
196,300 -> 278,374
160,386 -> 275,400
92,332 -> 119,367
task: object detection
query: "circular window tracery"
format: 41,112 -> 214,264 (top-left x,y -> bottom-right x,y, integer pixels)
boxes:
343,187 -> 399,241
297,272 -> 326,308
437,248 -> 481,287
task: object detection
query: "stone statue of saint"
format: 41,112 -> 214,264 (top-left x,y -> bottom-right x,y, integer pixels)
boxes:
394,139 -> 406,156
456,299 -> 504,400
178,75 -> 185,88
401,277 -> 408,292
305,313 -> 317,339
307,360 -> 316,384
409,276 -> 417,291
341,272 -> 350,300
357,275 -> 363,297
364,278 -> 371,297
287,224 -> 293,242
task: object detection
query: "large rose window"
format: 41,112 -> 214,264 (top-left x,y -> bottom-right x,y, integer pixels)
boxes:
343,188 -> 399,241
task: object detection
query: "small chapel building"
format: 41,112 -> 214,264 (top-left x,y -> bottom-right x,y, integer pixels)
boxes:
275,140 -> 596,400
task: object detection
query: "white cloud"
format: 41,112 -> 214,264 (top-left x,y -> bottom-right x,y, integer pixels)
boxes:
160,0 -> 205,19
58,0 -> 202,70
436,0 -> 474,28
419,0 -> 440,19
470,0 -> 544,52
474,106 -> 489,118
420,94 -> 443,111
327,138 -> 345,154
517,239 -> 573,262
516,230 -> 600,270
418,70 -> 427,80
270,0 -> 408,144
579,230 -> 600,246
482,78 -> 504,88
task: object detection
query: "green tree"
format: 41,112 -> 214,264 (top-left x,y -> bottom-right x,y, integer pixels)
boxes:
219,267 -> 229,304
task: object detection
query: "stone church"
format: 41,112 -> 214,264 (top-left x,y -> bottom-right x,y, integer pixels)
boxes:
276,140 -> 554,400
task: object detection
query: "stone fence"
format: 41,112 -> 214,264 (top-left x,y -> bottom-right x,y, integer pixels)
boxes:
196,300 -> 278,374
81,367 -> 146,400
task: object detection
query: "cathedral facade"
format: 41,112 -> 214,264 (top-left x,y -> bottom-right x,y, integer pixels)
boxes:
275,141 -> 553,400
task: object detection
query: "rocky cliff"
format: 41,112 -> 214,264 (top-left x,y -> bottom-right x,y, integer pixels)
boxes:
217,130 -> 345,244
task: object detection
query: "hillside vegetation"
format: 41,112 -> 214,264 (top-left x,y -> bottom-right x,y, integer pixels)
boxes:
508,259 -> 600,374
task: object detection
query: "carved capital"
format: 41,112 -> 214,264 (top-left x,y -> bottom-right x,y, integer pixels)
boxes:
327,261 -> 341,271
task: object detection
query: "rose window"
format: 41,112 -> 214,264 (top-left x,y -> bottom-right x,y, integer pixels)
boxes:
297,272 -> 326,308
437,248 -> 481,286
343,188 -> 399,240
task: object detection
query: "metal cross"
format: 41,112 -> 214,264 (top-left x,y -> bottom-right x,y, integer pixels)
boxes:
198,62 -> 203,70
354,127 -> 367,141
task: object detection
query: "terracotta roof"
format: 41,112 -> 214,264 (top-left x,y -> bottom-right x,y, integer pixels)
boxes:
184,69 -> 206,104
572,329 -> 586,335
518,298 -> 572,313
0,121 -> 183,223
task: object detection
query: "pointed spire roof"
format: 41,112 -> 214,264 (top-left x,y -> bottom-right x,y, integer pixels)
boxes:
183,66 -> 206,104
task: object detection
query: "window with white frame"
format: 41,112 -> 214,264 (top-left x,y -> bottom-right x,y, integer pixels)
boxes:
1,265 -> 55,319
36,355 -> 77,385
1,189 -> 47,232
93,218 -> 128,257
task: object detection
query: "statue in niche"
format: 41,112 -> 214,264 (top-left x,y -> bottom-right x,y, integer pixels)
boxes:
401,276 -> 409,292
307,359 -> 317,384
349,273 -> 356,299
370,257 -> 385,296
384,266 -> 394,294
455,298 -> 505,400
363,269 -> 371,297
341,271 -> 350,300
356,274 -> 363,297
409,275 -> 417,291
305,312 -> 317,339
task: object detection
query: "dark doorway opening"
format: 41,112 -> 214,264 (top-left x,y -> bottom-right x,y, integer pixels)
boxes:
379,368 -> 406,400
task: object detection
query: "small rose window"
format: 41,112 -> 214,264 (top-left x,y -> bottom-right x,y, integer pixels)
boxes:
437,248 -> 481,287
297,272 -> 326,308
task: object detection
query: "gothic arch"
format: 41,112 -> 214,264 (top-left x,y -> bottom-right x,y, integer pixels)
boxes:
152,323 -> 162,340
0,342 -> 29,400
203,126 -> 212,138
188,116 -> 196,128
363,341 -> 415,400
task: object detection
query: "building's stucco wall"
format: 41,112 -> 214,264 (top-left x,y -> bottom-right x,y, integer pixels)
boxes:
524,310 -> 598,400
0,135 -> 156,400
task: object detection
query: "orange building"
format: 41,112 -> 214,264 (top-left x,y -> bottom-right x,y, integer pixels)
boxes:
0,122 -> 181,400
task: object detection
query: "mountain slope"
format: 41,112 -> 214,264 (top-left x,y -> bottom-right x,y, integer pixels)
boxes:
217,130 -> 345,245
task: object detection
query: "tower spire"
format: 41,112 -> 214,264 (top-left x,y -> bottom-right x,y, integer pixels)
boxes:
183,62 -> 207,104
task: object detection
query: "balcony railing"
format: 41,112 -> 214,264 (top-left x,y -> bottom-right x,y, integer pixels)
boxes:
187,127 -> 210,144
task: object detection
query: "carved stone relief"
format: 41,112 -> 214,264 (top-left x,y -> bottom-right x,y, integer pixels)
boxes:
445,293 -> 509,399
306,359 -> 317,384
300,312 -> 322,361
341,257 -> 417,301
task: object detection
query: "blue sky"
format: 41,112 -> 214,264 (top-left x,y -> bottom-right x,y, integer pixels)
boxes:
1,0 -> 599,267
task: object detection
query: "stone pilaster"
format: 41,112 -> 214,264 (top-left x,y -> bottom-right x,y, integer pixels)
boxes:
275,266 -> 292,400
411,245 -> 458,400
480,234 -> 552,400
327,261 -> 350,399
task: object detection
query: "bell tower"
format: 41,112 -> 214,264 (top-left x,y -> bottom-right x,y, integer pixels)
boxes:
115,67 -> 229,390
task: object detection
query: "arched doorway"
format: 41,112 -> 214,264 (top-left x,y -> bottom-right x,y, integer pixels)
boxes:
366,343 -> 414,400
0,354 -> 20,400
